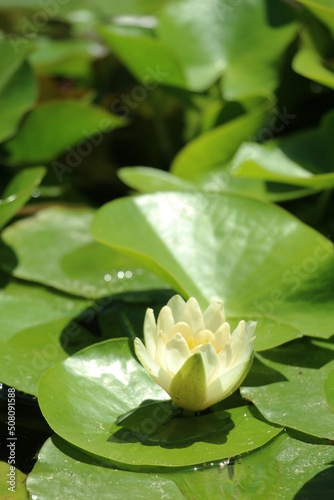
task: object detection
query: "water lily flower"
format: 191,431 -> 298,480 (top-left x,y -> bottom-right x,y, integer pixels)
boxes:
134,295 -> 256,412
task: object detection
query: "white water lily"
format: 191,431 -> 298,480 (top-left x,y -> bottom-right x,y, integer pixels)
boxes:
134,295 -> 256,412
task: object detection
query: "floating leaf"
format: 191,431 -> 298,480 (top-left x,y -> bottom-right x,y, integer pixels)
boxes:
0,207 -> 167,299
292,48 -> 334,89
27,436 -> 184,500
92,192 -> 334,350
98,25 -> 186,89
241,337 -> 334,439
158,0 -> 298,96
38,339 -> 281,469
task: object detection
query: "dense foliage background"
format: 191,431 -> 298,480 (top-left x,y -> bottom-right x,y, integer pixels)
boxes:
0,1 -> 334,498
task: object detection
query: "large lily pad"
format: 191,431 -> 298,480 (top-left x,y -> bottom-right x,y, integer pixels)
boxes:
241,337 -> 334,440
38,338 -> 281,469
27,436 -> 184,500
91,192 -> 334,350
0,167 -> 46,229
0,207 -> 167,299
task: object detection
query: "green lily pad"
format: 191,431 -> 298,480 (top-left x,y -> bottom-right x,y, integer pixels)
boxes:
231,109 -> 334,191
324,368 -> 334,412
91,192 -> 334,350
98,25 -> 186,89
0,462 -> 27,499
38,338 -> 281,469
26,431 -> 334,500
0,278 -> 89,344
292,47 -> 334,89
296,0 -> 334,37
118,165 -> 317,203
171,105 -> 268,181
0,286 -> 174,395
158,0 -> 298,96
0,167 -> 46,229
118,166 -> 196,193
5,101 -> 125,165
241,337 -> 334,440
0,277 -> 93,393
27,436 -> 184,500
0,207 -> 167,299
160,431 -> 334,499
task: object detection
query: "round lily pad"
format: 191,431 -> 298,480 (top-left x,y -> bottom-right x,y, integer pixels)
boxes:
38,338 -> 281,469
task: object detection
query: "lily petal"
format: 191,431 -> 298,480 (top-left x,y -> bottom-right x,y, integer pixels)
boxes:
215,322 -> 230,352
170,321 -> 193,343
143,308 -> 157,358
194,329 -> 215,346
202,355 -> 253,410
155,330 -> 168,371
203,300 -> 225,332
179,297 -> 205,334
230,320 -> 256,363
191,342 -> 219,384
134,338 -> 171,393
165,332 -> 191,376
157,305 -> 175,337
167,294 -> 186,322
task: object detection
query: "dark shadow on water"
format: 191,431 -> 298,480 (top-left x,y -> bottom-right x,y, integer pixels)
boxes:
108,399 -> 233,449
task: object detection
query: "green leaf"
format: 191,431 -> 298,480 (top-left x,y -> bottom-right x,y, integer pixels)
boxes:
231,109 -> 334,191
97,25 -> 186,89
241,337 -> 334,439
296,0 -> 334,37
0,167 -> 46,229
0,40 -> 36,143
0,61 -> 37,144
5,101 -> 125,164
160,432 -> 334,499
119,166 -> 317,203
0,462 -> 28,499
38,338 -> 281,469
158,0 -> 298,96
171,105 -> 268,180
118,166 -> 195,193
292,47 -> 334,89
27,436 -> 184,500
0,277 -> 92,393
324,368 -> 334,412
0,207 -> 167,299
91,192 -> 334,350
